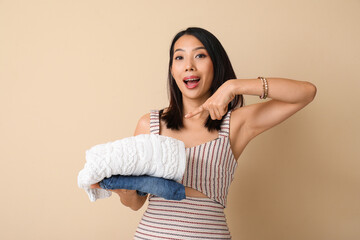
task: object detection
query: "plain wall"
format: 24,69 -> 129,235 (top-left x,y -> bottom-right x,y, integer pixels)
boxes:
0,0 -> 359,239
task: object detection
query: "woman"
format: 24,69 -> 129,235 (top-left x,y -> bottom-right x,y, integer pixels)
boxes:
92,27 -> 317,239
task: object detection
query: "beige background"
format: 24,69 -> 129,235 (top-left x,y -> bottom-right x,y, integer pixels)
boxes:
0,0 -> 359,239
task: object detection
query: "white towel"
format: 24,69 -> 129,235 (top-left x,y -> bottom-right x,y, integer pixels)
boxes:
78,134 -> 186,202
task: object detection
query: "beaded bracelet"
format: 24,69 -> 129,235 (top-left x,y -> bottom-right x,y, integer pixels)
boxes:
258,76 -> 268,99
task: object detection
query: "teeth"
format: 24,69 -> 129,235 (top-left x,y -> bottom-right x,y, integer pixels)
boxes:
184,78 -> 200,82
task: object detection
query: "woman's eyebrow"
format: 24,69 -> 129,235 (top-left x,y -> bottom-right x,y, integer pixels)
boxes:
174,46 -> 206,53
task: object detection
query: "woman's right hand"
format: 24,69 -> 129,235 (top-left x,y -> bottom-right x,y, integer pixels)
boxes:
90,183 -> 147,211
90,183 -> 137,196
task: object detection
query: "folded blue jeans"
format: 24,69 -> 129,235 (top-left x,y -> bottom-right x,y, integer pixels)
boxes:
99,175 -> 186,200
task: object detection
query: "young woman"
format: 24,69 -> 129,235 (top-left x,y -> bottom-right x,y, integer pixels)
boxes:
92,27 -> 317,239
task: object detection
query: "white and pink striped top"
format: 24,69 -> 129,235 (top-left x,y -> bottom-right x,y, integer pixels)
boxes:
150,109 -> 238,207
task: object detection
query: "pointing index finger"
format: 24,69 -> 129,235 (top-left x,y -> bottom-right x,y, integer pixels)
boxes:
185,106 -> 205,118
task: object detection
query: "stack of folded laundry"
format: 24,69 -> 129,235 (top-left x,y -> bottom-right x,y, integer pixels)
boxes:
77,134 -> 186,202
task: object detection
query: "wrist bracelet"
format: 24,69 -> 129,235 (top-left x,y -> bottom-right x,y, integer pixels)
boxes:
258,76 -> 268,99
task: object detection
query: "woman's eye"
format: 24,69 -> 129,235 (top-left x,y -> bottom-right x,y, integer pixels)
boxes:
174,56 -> 183,60
196,54 -> 206,58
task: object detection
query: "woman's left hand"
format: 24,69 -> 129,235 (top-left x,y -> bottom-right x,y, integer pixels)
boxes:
185,80 -> 236,120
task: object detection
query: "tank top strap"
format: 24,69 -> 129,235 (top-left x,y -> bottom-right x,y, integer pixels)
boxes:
149,109 -> 160,135
219,109 -> 232,138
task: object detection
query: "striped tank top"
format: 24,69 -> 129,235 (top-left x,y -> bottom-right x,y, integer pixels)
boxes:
149,109 -> 238,207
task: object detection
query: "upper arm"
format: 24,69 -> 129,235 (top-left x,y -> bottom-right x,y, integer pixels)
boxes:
133,113 -> 151,136
241,81 -> 317,139
241,98 -> 312,139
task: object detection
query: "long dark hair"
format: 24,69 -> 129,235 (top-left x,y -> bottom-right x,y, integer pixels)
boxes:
161,27 -> 244,131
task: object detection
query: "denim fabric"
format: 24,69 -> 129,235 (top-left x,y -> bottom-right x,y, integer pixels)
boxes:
99,175 -> 186,200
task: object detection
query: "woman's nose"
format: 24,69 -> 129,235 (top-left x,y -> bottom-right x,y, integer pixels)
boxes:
185,59 -> 195,72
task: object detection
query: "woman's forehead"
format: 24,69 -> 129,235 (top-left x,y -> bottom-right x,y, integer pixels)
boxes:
174,35 -> 205,50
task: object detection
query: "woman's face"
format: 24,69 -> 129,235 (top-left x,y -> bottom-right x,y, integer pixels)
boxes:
171,34 -> 214,100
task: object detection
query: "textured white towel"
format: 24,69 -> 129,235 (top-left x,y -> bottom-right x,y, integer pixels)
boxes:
78,134 -> 186,202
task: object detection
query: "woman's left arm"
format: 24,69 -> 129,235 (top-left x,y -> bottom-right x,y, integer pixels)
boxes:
230,77 -> 317,138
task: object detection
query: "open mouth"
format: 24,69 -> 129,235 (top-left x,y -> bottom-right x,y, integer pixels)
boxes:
183,78 -> 200,87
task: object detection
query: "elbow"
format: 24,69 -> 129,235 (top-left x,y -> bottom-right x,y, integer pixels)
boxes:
120,199 -> 140,211
129,205 -> 142,211
129,200 -> 146,211
120,198 -> 136,210
120,195 -> 146,211
304,81 -> 317,103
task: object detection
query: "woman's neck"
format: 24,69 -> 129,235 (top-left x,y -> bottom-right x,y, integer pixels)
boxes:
182,95 -> 210,121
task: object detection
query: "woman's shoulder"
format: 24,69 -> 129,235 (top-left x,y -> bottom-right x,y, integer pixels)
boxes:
134,108 -> 167,135
134,112 -> 151,135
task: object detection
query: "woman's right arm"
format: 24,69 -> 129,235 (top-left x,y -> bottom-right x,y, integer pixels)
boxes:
91,113 -> 151,211
118,113 -> 152,210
